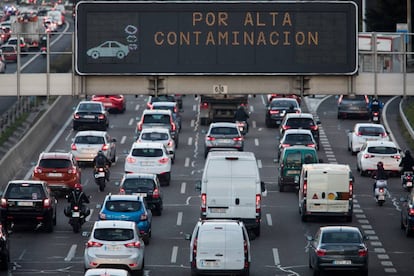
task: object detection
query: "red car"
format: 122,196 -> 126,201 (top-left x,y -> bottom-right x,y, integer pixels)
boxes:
91,95 -> 126,113
0,45 -> 16,63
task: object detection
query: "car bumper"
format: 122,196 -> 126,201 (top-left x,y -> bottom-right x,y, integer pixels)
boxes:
0,209 -> 54,225
84,253 -> 144,271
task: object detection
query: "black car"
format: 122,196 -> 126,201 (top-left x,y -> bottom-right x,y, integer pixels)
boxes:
400,193 -> 414,237
0,224 -> 9,270
337,94 -> 370,119
265,98 -> 301,127
279,113 -> 321,148
119,173 -> 163,216
307,226 -> 369,276
72,101 -> 109,131
0,180 -> 57,232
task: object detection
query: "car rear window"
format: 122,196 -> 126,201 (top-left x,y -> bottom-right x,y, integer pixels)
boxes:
143,114 -> 170,124
94,228 -> 134,241
105,200 -> 142,212
210,127 -> 238,135
78,103 -> 102,112
368,146 -> 397,154
270,100 -> 298,108
39,159 -> 71,169
132,148 -> 163,157
285,152 -> 302,166
6,184 -> 45,199
141,132 -> 169,141
286,118 -> 315,127
285,134 -> 313,143
122,178 -> 155,190
75,135 -> 105,144
358,126 -> 385,136
322,232 -> 361,243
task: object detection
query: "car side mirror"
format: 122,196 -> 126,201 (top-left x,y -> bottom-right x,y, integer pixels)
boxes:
184,233 -> 192,240
306,235 -> 313,242
195,180 -> 202,192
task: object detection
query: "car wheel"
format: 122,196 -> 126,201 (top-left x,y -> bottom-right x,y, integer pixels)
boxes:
164,172 -> 171,186
91,51 -> 99,59
301,211 -> 307,222
44,218 -> 54,233
253,224 -> 260,237
191,267 -> 198,276
116,51 -> 126,59
313,268 -> 321,276
143,236 -> 150,245
405,220 -> 412,237
134,258 -> 144,276
360,169 -> 366,177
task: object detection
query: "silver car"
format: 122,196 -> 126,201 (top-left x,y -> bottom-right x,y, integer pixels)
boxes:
136,127 -> 176,163
204,122 -> 244,158
71,130 -> 116,164
84,220 -> 145,274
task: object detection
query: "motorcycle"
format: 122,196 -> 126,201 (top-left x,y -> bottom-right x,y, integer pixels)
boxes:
371,111 -> 381,123
94,166 -> 107,192
402,171 -> 414,192
235,120 -> 248,135
65,204 -> 89,233
374,179 -> 388,206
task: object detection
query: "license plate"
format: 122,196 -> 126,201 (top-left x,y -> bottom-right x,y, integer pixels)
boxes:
373,117 -> 379,121
132,193 -> 147,197
407,182 -> 412,187
334,260 -> 352,265
287,170 -> 300,175
201,260 -> 220,267
209,208 -> 227,213
140,161 -> 153,166
378,195 -> 385,200
83,115 -> 95,119
72,212 -> 80,218
48,173 -> 62,177
17,201 -> 33,207
95,172 -> 105,178
105,244 -> 123,251
216,139 -> 232,144
103,102 -> 112,107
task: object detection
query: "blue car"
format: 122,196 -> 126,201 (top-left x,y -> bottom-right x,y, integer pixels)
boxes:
99,194 -> 152,244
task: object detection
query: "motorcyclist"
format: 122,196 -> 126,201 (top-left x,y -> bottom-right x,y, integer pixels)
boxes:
372,161 -> 388,192
368,97 -> 383,118
65,183 -> 90,218
93,150 -> 111,181
400,150 -> 414,173
234,105 -> 250,131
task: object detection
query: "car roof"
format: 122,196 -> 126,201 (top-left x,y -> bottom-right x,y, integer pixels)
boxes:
122,173 -> 157,180
320,226 -> 361,233
142,109 -> 172,115
140,127 -> 170,133
365,140 -> 397,147
39,151 -> 72,159
93,220 -> 136,229
131,141 -> 165,149
105,194 -> 144,202
284,113 -> 314,119
75,130 -> 107,137
355,123 -> 385,129
209,122 -> 238,128
282,129 -> 313,135
207,151 -> 255,159
198,219 -> 245,229
151,101 -> 177,106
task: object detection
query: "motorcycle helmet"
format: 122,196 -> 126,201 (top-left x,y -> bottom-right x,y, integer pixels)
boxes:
377,161 -> 384,168
74,183 -> 82,191
405,150 -> 411,156
98,150 -> 104,155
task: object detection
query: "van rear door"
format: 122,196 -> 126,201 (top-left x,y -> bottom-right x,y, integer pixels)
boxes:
224,226 -> 245,270
230,177 -> 257,219
306,171 -> 329,213
326,173 -> 351,213
197,227 -> 226,270
206,178 -> 232,217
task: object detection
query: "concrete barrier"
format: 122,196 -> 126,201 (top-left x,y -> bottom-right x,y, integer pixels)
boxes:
0,96 -> 75,189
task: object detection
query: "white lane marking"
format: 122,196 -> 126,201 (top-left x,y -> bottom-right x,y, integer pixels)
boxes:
184,157 -> 190,167
128,118 -> 134,126
257,159 -> 262,169
121,136 -> 127,144
266,213 -> 272,226
171,246 -> 178,263
176,212 -> 183,226
64,244 -> 77,261
181,182 -> 186,194
254,138 -> 259,146
191,120 -> 195,128
188,137 -> 193,146
272,248 -> 280,265
18,249 -> 26,260
135,104 -> 140,111
252,121 -> 256,129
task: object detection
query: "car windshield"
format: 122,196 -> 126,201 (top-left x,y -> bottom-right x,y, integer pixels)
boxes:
105,200 -> 142,212
6,184 -> 45,199
141,132 -> 169,141
358,126 -> 385,136
368,146 -> 397,154
210,127 -> 238,135
143,114 -> 170,124
321,231 -> 361,244
122,178 -> 155,190
39,159 -> 71,168
132,148 -> 163,157
286,118 -> 315,127
93,228 -> 134,241
75,135 -> 105,144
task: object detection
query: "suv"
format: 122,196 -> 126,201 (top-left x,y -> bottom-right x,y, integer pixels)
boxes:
136,109 -> 178,145
279,113 -> 321,148
32,152 -> 82,194
0,180 -> 57,232
72,101 -> 109,131
187,219 -> 251,276
204,122 -> 244,158
150,101 -> 182,132
337,94 -> 370,119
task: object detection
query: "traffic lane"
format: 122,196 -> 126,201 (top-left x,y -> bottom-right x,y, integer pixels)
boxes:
317,96 -> 413,276
385,96 -> 411,151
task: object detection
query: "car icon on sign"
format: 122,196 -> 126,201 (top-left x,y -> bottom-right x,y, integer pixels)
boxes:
87,41 -> 130,60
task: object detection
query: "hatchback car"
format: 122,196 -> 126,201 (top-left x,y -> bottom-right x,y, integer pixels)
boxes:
99,194 -> 152,245
356,140 -> 401,176
73,101 -> 109,131
307,226 -> 368,276
400,193 -> 414,237
136,127 -> 176,163
31,151 -> 82,194
187,219 -> 251,276
150,101 -> 182,132
348,123 -> 389,155
84,220 -> 145,274
91,95 -> 126,113
279,113 -> 321,148
278,129 -> 317,159
71,130 -> 117,164
0,44 -> 16,62
124,142 -> 172,186
204,122 -> 244,158
337,94 -> 370,119
265,98 -> 301,127
6,36 -> 28,52
119,173 -> 163,216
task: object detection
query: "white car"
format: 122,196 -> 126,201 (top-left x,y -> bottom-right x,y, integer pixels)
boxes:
357,140 -> 401,176
84,220 -> 145,275
71,130 -> 116,163
187,219 -> 251,276
124,142 -> 172,186
84,268 -> 131,276
136,127 -> 176,163
348,123 -> 389,155
278,129 -> 317,159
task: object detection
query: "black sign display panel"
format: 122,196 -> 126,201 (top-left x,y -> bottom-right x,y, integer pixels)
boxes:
75,1 -> 358,75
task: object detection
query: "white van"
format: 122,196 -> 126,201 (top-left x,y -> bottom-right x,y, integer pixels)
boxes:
298,163 -> 354,222
187,219 -> 251,276
196,151 -> 266,236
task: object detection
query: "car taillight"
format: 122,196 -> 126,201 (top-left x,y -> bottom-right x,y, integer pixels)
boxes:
379,188 -> 384,193
282,125 -> 290,130
244,240 -> 249,268
358,248 -> 368,257
102,144 -> 109,151
349,180 -> 353,197
43,198 -> 51,208
307,144 -> 316,148
167,140 -> 174,147
409,208 -> 414,216
125,241 -> 141,248
137,122 -> 143,131
381,132 -> 388,137
71,143 -> 77,150
201,193 -> 206,213
68,167 -> 77,174
153,188 -> 160,199
269,110 -> 279,114
192,238 -> 198,265
200,102 -> 209,109
98,114 -> 105,120
391,155 -> 401,160
86,241 -> 103,248
316,248 -> 326,256
295,110 -> 301,114
34,166 -> 42,174
303,179 -> 307,197
73,206 -> 79,211
255,194 -> 261,214
206,136 -> 215,141
126,156 -> 137,163
140,213 -> 148,221
281,143 -> 290,148
158,157 -> 169,164
363,154 -> 375,159
171,122 -> 176,131
310,125 -> 318,131
356,132 -> 363,136
0,198 -> 7,208
233,137 -> 243,142
73,113 -> 80,119
119,188 -> 125,194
